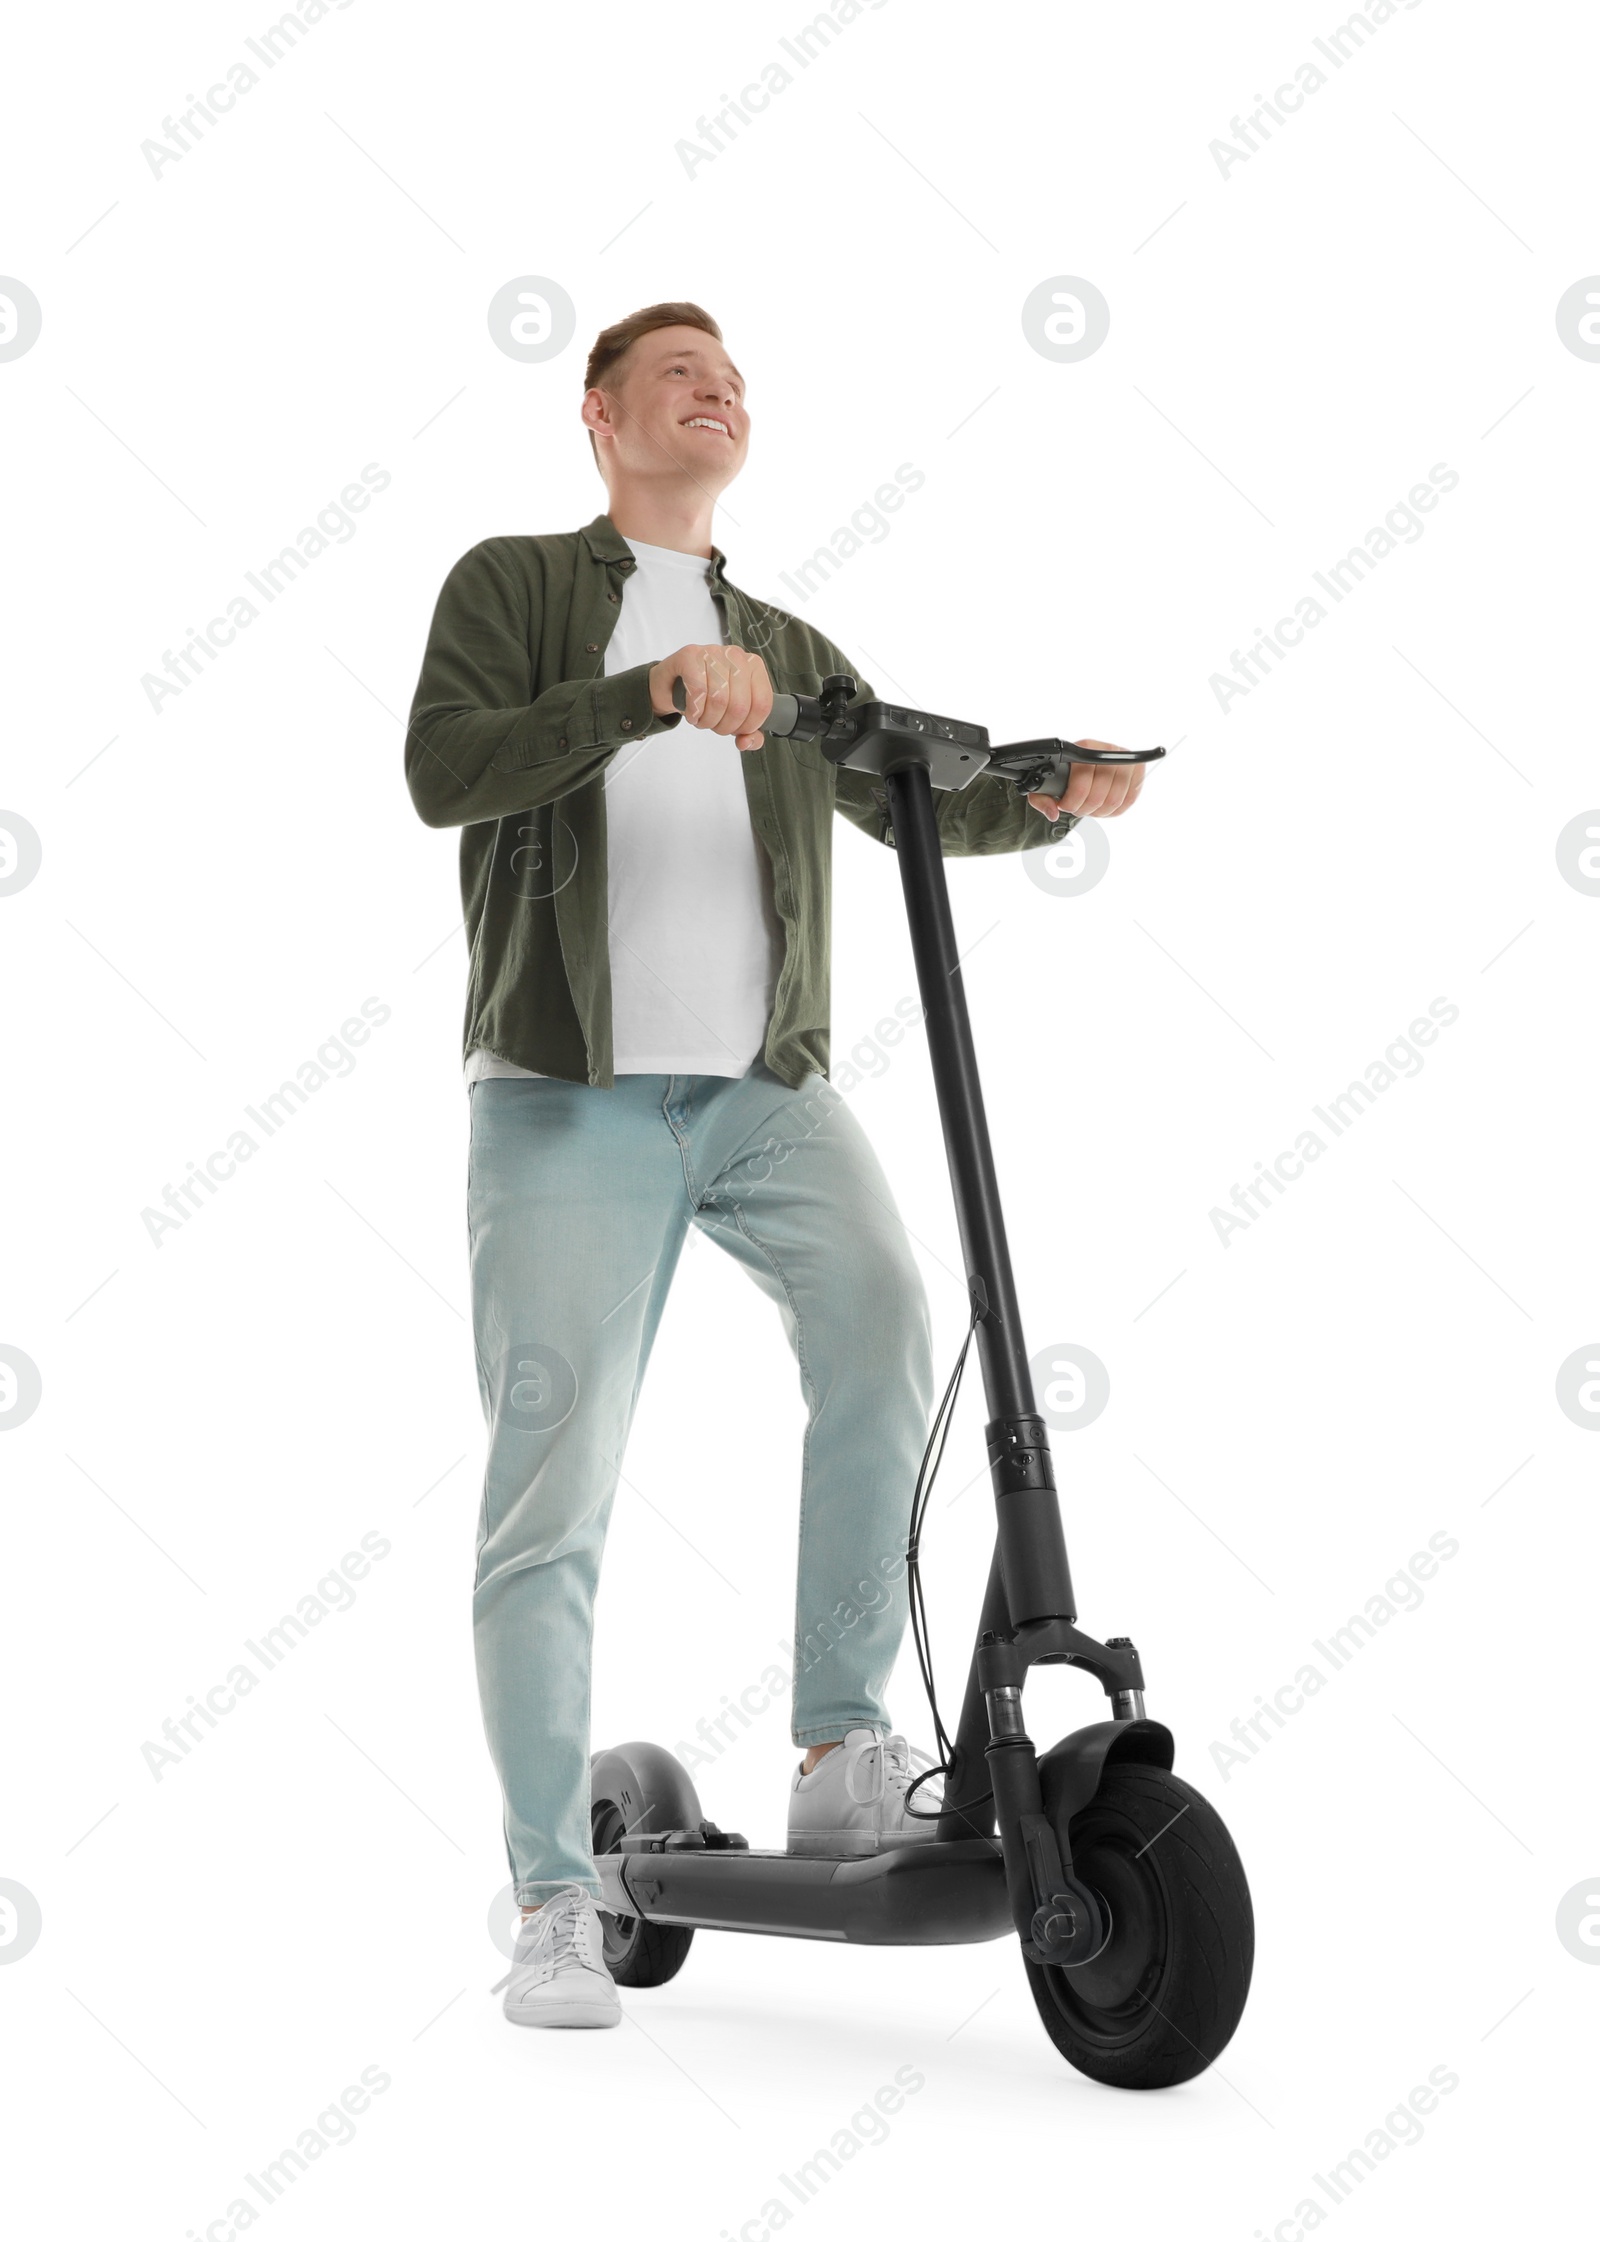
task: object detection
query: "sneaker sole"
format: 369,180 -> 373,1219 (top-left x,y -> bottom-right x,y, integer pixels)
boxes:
504,1997 -> 622,2029
787,1830 -> 943,1856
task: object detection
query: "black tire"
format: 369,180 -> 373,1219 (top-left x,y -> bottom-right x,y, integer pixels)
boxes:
1024,1763 -> 1253,2089
589,1742 -> 699,1990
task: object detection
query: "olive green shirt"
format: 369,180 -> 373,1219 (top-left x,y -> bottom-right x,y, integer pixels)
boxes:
405,511 -> 1066,1090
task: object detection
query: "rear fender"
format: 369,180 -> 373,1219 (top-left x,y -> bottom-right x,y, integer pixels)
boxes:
589,1741 -> 704,1838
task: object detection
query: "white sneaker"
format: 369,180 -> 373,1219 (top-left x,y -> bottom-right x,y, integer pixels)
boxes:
787,1730 -> 944,1856
490,1885 -> 622,2028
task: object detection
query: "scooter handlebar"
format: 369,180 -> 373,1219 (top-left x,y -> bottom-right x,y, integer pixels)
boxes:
665,679 -> 1169,792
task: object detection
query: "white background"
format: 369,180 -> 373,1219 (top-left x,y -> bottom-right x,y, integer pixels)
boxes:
2,0 -> 1593,2234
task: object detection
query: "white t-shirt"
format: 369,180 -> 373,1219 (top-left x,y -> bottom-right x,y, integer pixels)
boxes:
464,536 -> 783,1086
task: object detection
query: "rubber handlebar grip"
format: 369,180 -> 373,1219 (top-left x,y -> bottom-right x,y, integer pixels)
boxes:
668,677 -> 801,736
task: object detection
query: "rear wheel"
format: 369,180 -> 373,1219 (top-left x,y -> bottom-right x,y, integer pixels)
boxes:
588,1742 -> 699,1989
1024,1763 -> 1253,2089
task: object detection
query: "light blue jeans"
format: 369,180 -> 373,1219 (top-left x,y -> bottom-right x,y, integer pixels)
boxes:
466,1058 -> 936,1903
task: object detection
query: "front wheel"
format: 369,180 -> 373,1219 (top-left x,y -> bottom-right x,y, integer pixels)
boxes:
1024,1763 -> 1253,2089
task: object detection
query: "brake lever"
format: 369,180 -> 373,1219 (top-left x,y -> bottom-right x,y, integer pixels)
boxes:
984,739 -> 1167,802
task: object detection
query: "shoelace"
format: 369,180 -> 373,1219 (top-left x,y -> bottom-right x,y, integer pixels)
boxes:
489,1889 -> 594,1996
845,1733 -> 941,1811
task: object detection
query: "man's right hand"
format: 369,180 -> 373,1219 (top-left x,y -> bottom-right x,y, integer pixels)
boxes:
648,644 -> 774,752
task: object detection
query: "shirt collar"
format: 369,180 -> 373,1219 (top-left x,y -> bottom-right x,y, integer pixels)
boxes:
581,512 -> 730,582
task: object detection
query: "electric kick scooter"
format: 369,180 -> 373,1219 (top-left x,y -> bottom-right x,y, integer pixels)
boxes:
592,673 -> 1253,2089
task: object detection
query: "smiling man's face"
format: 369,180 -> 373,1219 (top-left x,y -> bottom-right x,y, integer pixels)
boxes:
583,324 -> 749,494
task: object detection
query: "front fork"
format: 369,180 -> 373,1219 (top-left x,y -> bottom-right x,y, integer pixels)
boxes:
986,1683 -> 1112,1966
941,1411 -> 1151,1967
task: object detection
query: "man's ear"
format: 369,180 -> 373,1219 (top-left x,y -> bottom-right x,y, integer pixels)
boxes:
581,388 -> 614,482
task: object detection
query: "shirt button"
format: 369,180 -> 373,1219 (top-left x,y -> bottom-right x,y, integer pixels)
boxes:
557,737 -> 568,749
621,717 -> 634,730
586,641 -> 600,653
607,591 -> 621,603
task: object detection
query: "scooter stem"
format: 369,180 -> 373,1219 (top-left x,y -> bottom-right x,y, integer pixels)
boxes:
884,761 -> 1076,1633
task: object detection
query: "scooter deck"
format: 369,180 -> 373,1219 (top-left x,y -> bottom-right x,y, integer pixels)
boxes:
595,1837 -> 1012,1947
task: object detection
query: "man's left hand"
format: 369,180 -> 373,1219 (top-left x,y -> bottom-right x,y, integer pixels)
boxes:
1026,742 -> 1146,824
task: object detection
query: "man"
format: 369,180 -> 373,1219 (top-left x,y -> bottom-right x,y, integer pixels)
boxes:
404,301 -> 1145,2031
